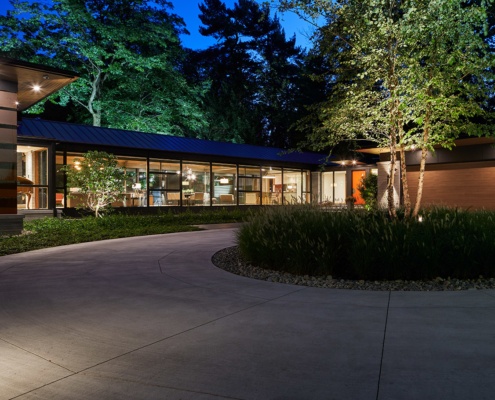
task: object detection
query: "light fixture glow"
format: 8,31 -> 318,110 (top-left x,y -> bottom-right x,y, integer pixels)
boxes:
32,84 -> 41,92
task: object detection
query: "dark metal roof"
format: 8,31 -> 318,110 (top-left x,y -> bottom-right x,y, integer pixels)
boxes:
18,118 -> 332,166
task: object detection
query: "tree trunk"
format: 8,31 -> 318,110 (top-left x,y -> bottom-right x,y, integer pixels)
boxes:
93,111 -> 101,127
387,138 -> 397,219
399,144 -> 411,218
89,70 -> 102,127
412,103 -> 431,218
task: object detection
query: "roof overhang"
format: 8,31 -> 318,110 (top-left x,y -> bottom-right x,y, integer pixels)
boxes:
0,57 -> 78,111
357,137 -> 495,155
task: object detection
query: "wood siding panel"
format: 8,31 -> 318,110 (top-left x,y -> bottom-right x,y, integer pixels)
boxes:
407,162 -> 495,210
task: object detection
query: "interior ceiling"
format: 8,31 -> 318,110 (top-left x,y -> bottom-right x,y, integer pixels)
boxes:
0,58 -> 78,111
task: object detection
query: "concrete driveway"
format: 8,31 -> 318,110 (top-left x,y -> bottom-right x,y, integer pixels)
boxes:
1,227 -> 494,400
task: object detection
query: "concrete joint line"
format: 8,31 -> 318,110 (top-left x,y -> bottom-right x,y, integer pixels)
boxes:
0,337 -> 75,374
376,290 -> 392,400
157,251 -> 177,274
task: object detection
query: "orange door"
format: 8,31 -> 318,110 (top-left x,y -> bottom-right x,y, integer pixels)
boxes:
352,170 -> 366,205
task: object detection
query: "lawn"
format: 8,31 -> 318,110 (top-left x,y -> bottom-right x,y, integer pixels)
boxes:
0,209 -> 246,256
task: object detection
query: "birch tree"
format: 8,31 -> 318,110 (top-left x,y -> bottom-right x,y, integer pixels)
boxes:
276,0 -> 494,218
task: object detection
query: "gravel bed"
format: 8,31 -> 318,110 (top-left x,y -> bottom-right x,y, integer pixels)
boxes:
212,246 -> 495,291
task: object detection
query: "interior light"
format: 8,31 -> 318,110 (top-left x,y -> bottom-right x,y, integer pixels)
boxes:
352,160 -> 357,165
32,84 -> 41,92
341,161 -> 346,166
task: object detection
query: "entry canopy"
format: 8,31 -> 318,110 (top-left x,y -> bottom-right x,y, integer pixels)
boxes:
0,57 -> 78,111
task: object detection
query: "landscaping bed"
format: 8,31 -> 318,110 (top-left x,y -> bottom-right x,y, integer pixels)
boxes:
236,206 -> 495,282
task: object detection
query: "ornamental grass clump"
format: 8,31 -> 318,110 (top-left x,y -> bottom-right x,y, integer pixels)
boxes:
237,206 -> 495,281
238,206 -> 352,276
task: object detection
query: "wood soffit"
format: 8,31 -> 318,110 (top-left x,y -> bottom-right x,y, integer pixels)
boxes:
358,137 -> 495,155
0,57 -> 78,111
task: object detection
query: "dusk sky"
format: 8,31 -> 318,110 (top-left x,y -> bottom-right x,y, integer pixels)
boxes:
0,0 -> 315,50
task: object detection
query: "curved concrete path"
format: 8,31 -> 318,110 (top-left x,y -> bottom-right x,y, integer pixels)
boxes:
1,227 -> 495,400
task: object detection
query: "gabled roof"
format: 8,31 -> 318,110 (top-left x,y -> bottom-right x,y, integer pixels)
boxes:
18,118 -> 332,166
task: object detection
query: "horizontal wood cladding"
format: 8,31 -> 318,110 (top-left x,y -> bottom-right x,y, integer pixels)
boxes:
407,161 -> 495,210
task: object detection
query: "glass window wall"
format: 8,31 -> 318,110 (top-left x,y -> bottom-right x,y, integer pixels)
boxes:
181,162 -> 210,206
283,170 -> 303,204
149,159 -> 181,206
118,157 -> 148,207
322,171 -> 346,204
238,165 -> 261,205
50,151 -> 318,209
17,145 -> 49,210
212,164 -> 237,206
261,167 -> 282,205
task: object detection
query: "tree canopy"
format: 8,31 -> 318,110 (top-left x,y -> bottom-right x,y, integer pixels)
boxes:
0,0 -> 207,135
185,0 -> 318,147
277,0 -> 495,217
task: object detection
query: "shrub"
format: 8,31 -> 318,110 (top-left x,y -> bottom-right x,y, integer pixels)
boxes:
237,206 -> 495,280
357,173 -> 378,211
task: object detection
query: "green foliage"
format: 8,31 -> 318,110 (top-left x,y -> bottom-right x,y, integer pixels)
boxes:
0,0 -> 206,134
238,206 -> 495,280
0,209 -> 246,256
276,0 -> 495,217
190,0 -> 313,147
357,174 -> 378,211
61,151 -> 126,217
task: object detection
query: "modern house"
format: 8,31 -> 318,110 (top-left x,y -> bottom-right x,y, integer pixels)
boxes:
7,59 -> 493,227
16,114 -> 495,218
16,118 -> 377,217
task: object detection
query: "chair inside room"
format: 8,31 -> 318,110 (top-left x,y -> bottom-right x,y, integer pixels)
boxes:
220,194 -> 235,205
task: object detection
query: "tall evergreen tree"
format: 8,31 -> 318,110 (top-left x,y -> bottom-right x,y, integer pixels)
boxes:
191,0 -> 311,147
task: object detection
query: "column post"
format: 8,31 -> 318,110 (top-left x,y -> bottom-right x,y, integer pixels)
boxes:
0,79 -> 24,235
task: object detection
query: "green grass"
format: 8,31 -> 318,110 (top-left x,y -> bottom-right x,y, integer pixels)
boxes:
0,208 -> 246,256
238,206 -> 495,281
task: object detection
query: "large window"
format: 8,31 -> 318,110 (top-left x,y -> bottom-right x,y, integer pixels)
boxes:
302,170 -> 311,204
17,145 -> 48,210
149,159 -> 180,206
238,165 -> 261,205
322,171 -> 346,204
283,170 -> 303,204
118,157 -> 148,207
62,154 -> 149,208
261,167 -> 282,205
181,161 -> 210,206
51,151 -> 317,209
212,164 -> 237,206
